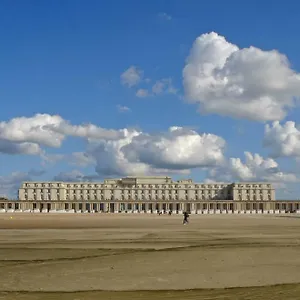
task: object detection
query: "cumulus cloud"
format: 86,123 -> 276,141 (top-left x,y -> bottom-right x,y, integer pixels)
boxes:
41,153 -> 65,165
0,140 -> 41,155
53,170 -> 101,182
0,171 -> 44,198
136,89 -> 149,98
264,121 -> 300,158
40,126 -> 224,175
121,64 -> 177,98
69,152 -> 96,167
0,114 -> 123,155
136,78 -> 177,98
158,12 -> 172,21
120,66 -> 143,87
183,32 -> 300,121
41,151 -> 95,167
0,114 -> 64,150
122,127 -> 225,169
208,152 -> 298,183
0,114 -> 226,180
53,170 -> 86,182
116,105 -> 131,113
86,126 -> 225,176
51,120 -> 121,141
152,78 -> 177,95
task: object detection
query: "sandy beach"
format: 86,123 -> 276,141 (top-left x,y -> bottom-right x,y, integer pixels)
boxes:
0,213 -> 300,299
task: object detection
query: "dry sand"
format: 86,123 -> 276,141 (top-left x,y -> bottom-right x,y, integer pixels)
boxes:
0,213 -> 300,299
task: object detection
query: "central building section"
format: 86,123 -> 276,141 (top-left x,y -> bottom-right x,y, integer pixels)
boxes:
67,176 -> 233,202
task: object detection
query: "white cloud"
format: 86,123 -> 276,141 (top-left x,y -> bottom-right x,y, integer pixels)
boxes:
53,170 -> 101,182
208,152 -> 298,183
0,140 -> 41,155
0,114 -> 226,180
39,125 -> 224,175
0,114 -> 123,155
152,78 -> 177,95
41,153 -> 65,165
0,113 -> 225,175
52,120 -> 121,141
69,152 -> 96,167
41,152 -> 95,167
120,66 -> 143,87
158,12 -> 172,21
136,78 -> 177,98
120,65 -> 177,98
87,126 -> 225,176
136,89 -> 149,98
0,171 -> 45,198
53,170 -> 86,182
152,80 -> 166,94
116,105 -> 131,113
264,121 -> 300,158
183,32 -> 300,121
0,114 -> 64,148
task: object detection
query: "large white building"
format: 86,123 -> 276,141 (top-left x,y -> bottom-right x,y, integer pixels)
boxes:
18,176 -> 275,202
1,176 -> 298,214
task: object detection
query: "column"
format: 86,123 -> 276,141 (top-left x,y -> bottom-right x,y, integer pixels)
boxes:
190,203 -> 195,214
114,203 -> 119,213
178,203 -> 183,214
166,203 -> 169,212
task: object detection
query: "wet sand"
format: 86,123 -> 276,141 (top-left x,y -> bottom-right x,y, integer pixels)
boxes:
0,213 -> 300,299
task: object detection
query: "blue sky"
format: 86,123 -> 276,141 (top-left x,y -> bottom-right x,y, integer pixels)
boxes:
1,0 -> 300,199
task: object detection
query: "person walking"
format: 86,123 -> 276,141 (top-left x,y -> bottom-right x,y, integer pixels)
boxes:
183,211 -> 189,225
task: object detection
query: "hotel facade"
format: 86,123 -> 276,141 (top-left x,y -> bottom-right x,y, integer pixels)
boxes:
0,176 -> 299,214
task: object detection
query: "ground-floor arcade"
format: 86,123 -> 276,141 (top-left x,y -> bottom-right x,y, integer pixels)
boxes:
0,200 -> 300,214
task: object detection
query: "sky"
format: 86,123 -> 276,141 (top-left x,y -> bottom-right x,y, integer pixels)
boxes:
1,0 -> 300,199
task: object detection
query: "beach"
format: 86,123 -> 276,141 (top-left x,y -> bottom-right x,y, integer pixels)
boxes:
0,213 -> 300,299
